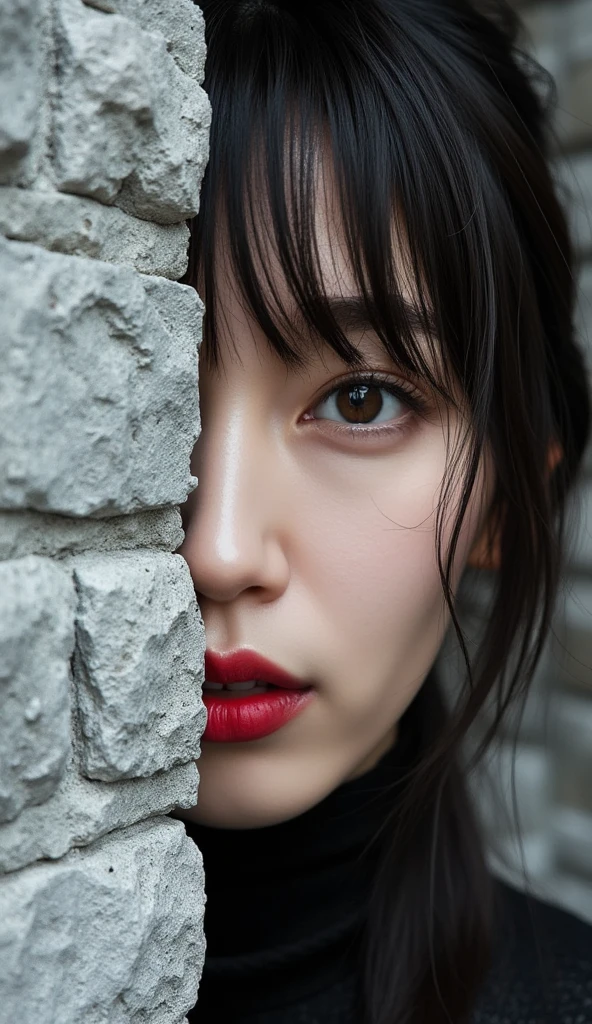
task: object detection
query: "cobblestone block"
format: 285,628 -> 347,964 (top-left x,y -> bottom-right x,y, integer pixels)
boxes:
53,0 -> 211,224
0,557 -> 75,823
113,0 -> 206,82
0,188 -> 191,279
0,757 -> 199,873
0,508 -> 184,560
0,0 -> 49,186
0,817 -> 205,1022
72,551 -> 205,781
0,237 -> 201,516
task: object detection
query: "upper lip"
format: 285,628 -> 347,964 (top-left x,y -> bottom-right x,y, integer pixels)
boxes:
204,649 -> 310,689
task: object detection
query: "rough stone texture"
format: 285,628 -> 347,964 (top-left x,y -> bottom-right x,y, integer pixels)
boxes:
0,0 -> 49,186
112,0 -> 206,82
53,0 -> 211,224
0,817 -> 205,1022
0,0 -> 208,1014
0,188 -> 191,279
0,757 -> 199,874
0,557 -> 75,823
72,551 -> 206,781
0,507 -> 184,560
0,237 -> 201,517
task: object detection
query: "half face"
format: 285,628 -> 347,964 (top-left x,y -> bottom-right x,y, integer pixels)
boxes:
177,166 -> 493,830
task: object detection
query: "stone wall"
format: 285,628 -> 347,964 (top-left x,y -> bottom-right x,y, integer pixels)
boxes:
458,0 -> 592,925
0,1 -> 210,1020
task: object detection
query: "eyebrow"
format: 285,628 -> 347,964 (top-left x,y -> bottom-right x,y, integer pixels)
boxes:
294,295 -> 438,339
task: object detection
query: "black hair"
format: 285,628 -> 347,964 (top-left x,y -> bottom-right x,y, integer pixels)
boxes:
184,1 -> 591,1021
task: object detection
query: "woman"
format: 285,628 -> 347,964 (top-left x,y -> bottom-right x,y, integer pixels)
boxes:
174,0 -> 592,1021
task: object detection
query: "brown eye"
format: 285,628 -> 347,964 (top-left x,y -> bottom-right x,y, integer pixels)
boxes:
335,384 -> 383,423
313,380 -> 405,427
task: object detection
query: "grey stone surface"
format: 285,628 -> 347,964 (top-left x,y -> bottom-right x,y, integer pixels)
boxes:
0,557 -> 75,823
0,0 -> 49,186
0,508 -> 184,560
0,756 -> 199,873
53,0 -> 211,224
113,0 -> 206,82
0,237 -> 201,517
72,551 -> 206,781
0,817 -> 205,1022
0,188 -> 191,279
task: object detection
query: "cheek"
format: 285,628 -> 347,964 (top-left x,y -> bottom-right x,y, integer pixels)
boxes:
298,439 -> 486,722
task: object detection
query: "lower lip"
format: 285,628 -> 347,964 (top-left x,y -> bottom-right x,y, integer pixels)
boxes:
201,687 -> 315,743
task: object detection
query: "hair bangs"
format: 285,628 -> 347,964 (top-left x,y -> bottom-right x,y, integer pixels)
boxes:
189,0 -> 506,422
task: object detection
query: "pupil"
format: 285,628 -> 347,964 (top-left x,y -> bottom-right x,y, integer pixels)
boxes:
337,385 -> 382,423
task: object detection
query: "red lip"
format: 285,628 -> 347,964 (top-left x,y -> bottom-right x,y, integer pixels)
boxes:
202,649 -> 315,743
204,649 -> 309,689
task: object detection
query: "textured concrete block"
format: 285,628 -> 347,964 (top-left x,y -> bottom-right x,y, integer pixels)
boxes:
73,551 -> 205,781
0,237 -> 201,516
0,557 -> 75,823
0,817 -> 205,1022
113,0 -> 206,82
53,0 -> 211,224
0,188 -> 191,279
0,0 -> 49,185
0,508 -> 184,560
0,756 -> 199,873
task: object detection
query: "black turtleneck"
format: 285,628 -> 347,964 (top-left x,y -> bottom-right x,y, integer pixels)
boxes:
180,706 -> 592,1024
183,720 -> 416,1022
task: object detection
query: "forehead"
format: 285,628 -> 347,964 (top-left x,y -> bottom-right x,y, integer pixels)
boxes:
214,140 -> 418,329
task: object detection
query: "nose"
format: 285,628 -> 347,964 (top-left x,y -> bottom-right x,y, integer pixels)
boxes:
179,408 -> 291,605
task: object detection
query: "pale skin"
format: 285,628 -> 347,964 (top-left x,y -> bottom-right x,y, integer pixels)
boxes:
176,167 -> 495,830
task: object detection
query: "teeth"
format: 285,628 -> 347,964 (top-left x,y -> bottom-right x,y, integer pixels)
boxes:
202,680 -> 272,693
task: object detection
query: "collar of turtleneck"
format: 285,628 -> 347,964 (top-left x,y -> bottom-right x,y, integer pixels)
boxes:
181,706 -> 420,1020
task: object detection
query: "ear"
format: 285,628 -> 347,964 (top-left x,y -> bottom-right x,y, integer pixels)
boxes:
466,440 -> 563,572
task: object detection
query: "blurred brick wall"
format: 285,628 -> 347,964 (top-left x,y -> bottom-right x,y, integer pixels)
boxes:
449,0 -> 592,924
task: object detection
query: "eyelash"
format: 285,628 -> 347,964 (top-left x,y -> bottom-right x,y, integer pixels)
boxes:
303,371 -> 429,440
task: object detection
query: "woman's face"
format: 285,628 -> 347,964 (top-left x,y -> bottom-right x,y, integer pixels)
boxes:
178,182 -> 492,829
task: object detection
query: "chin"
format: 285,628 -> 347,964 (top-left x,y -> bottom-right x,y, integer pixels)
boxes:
192,745 -> 338,829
